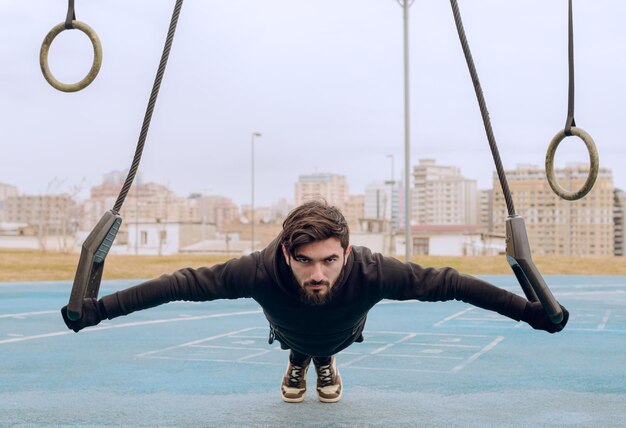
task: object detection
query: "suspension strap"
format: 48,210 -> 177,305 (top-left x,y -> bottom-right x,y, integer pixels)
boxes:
65,0 -> 76,29
564,0 -> 576,135
545,0 -> 599,201
449,0 -> 515,217
113,0 -> 184,213
449,0 -> 563,324
66,0 -> 185,321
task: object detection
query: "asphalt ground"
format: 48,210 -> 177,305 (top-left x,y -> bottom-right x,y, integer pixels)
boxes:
1,275 -> 625,427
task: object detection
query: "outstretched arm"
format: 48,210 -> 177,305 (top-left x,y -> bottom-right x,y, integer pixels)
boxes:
61,254 -> 257,332
378,256 -> 568,333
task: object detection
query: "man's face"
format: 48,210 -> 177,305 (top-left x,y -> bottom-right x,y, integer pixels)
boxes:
282,237 -> 352,306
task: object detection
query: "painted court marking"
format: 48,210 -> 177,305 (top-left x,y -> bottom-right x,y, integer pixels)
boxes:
434,306 -> 626,333
137,327 -> 505,374
0,309 -> 263,345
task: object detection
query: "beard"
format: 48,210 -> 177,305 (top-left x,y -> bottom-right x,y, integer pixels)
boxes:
294,265 -> 345,306
298,279 -> 333,306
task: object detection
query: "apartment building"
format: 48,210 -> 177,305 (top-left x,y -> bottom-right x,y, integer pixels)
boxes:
492,164 -> 614,256
4,194 -> 77,235
294,173 -> 349,209
615,189 -> 626,256
0,182 -> 19,222
343,194 -> 365,229
477,189 -> 494,233
412,159 -> 478,225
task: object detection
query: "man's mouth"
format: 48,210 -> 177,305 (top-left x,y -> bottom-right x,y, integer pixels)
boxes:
304,281 -> 330,290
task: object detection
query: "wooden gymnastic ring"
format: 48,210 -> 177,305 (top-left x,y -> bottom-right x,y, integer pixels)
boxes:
40,21 -> 102,92
545,127 -> 599,201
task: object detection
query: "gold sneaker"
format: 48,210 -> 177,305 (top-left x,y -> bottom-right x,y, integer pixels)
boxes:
280,358 -> 311,403
314,356 -> 343,403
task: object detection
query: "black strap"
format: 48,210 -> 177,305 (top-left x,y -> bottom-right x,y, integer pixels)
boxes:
564,0 -> 576,135
65,0 -> 76,29
449,0 -> 516,216
113,0 -> 185,213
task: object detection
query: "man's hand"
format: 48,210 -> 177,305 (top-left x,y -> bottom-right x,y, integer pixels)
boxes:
521,301 -> 569,333
61,298 -> 104,332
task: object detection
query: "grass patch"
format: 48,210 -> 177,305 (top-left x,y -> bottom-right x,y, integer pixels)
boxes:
1,249 -> 625,282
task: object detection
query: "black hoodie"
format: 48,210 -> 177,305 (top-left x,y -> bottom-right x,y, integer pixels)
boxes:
100,237 -> 527,356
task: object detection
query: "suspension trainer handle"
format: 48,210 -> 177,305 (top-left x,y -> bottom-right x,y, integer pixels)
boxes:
66,210 -> 122,321
505,216 -> 563,324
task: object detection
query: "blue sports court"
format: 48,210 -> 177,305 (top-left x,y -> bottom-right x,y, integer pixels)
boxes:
1,275 -> 625,427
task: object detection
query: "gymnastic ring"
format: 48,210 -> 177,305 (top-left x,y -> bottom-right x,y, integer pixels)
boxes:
39,21 -> 102,92
545,126 -> 599,201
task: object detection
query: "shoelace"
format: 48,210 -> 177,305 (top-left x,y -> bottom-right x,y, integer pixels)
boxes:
317,364 -> 334,386
288,364 -> 306,385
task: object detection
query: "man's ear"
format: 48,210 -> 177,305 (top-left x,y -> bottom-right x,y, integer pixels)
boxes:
281,244 -> 291,266
344,244 -> 352,265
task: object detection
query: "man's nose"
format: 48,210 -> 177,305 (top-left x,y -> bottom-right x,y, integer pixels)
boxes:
310,263 -> 325,281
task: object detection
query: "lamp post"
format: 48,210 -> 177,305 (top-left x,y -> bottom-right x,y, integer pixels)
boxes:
394,0 -> 415,262
251,131 -> 262,251
386,154 -> 396,255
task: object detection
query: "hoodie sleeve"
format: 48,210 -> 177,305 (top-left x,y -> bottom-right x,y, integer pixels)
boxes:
100,254 -> 258,319
377,255 -> 527,321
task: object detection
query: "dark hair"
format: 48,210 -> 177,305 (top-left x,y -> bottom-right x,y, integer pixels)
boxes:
280,200 -> 350,256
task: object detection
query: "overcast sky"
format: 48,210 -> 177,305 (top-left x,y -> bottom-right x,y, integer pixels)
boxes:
1,0 -> 625,207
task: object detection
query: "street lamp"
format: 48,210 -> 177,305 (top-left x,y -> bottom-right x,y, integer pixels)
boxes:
251,131 -> 262,251
386,154 -> 396,255
394,0 -> 415,262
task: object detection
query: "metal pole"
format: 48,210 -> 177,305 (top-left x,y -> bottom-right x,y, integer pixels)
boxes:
251,132 -> 262,251
387,154 -> 395,255
401,0 -> 413,262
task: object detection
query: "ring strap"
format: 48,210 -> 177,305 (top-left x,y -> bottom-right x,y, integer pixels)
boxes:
565,0 -> 576,135
65,0 -> 76,29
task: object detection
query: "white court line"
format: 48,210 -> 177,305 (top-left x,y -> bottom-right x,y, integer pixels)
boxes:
0,310 -> 263,345
189,344 -> 267,352
451,336 -> 505,373
370,353 -> 464,361
237,349 -> 272,362
136,327 -> 258,358
456,317 -> 511,323
433,307 -> 474,327
403,342 -> 481,349
554,291 -> 625,297
560,283 -> 626,289
597,310 -> 612,331
0,310 -> 57,319
341,332 -> 416,367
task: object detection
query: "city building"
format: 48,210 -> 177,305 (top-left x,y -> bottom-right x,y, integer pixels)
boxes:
193,194 -> 240,228
412,159 -> 478,226
343,194 -> 365,230
4,194 -> 77,236
477,188 -> 494,233
294,173 -> 349,209
0,182 -> 19,222
492,164 -> 614,256
614,189 -> 626,256
81,174 -> 200,246
124,221 -> 212,256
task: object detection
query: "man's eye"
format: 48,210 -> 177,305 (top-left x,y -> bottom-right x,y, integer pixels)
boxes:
295,257 -> 309,263
325,258 -> 338,263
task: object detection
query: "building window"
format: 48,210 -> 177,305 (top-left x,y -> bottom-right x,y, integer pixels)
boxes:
141,231 -> 148,245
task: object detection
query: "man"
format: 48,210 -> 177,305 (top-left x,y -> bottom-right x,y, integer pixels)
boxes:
62,200 -> 568,403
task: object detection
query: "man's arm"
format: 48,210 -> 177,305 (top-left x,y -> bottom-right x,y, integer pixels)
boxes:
377,256 -> 568,333
61,254 -> 258,332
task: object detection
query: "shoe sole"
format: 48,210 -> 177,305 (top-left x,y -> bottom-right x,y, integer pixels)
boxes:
281,393 -> 306,403
317,393 -> 342,403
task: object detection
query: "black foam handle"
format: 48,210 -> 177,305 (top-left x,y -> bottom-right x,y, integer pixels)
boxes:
505,216 -> 563,324
66,210 -> 122,321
